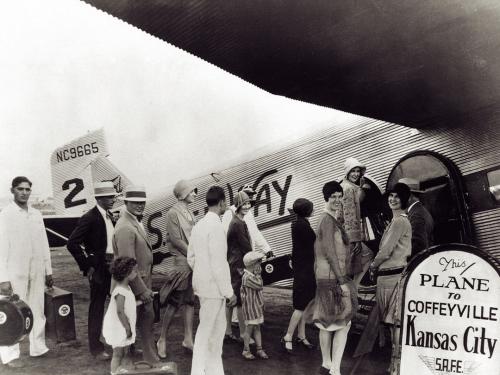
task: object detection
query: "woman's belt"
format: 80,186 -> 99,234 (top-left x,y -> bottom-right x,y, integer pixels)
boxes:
377,266 -> 405,276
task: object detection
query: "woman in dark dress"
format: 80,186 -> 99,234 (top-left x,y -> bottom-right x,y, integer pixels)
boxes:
282,198 -> 316,353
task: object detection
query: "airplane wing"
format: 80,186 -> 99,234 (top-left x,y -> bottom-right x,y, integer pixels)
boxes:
44,215 -> 81,248
82,0 -> 500,129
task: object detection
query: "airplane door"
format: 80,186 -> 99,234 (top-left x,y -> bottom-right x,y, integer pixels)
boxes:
386,150 -> 473,245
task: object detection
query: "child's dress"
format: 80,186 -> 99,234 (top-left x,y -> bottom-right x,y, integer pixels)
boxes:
240,269 -> 264,325
102,284 -> 137,348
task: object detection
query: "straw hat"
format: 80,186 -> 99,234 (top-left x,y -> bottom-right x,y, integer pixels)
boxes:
93,181 -> 118,197
120,185 -> 147,202
398,177 -> 425,194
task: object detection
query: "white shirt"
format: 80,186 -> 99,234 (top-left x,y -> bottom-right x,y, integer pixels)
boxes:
188,211 -> 233,299
96,204 -> 115,254
0,202 -> 52,283
221,206 -> 270,254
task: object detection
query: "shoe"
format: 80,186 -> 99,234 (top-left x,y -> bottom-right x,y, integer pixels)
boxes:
181,342 -> 193,353
156,341 -> 167,360
242,350 -> 255,360
94,351 -> 111,361
224,333 -> 243,344
5,359 -> 24,368
280,336 -> 293,354
296,337 -> 315,350
318,366 -> 330,375
255,349 -> 269,359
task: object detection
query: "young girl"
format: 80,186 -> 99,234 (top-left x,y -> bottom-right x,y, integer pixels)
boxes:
240,251 -> 268,360
102,257 -> 138,375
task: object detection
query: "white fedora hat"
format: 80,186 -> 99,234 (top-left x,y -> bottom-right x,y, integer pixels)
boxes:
120,185 -> 147,202
93,181 -> 118,197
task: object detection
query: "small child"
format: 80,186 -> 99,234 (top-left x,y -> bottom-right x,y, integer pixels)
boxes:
240,251 -> 268,360
102,257 -> 138,375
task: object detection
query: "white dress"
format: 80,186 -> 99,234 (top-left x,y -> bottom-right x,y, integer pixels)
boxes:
102,284 -> 136,348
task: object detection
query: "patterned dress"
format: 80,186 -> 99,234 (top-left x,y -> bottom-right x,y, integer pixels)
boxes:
240,269 -> 264,325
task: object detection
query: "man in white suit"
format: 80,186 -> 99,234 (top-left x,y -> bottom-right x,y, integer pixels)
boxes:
0,176 -> 53,368
188,186 -> 236,375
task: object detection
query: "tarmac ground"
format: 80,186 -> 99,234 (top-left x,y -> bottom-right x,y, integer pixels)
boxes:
0,250 -> 391,375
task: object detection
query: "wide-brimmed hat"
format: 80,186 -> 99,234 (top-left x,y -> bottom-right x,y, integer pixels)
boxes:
398,177 -> 425,194
93,181 -> 118,197
120,185 -> 147,202
344,157 -> 366,177
234,191 -> 250,211
173,180 -> 197,200
243,251 -> 266,267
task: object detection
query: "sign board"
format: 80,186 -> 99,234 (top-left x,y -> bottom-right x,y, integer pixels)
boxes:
400,244 -> 500,375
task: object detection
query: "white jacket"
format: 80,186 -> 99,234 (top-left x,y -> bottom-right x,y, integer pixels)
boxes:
188,211 -> 233,299
221,206 -> 270,254
0,202 -> 52,285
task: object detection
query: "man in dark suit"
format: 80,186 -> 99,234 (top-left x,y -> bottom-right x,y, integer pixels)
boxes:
67,181 -> 118,360
399,178 -> 434,259
113,185 -> 159,364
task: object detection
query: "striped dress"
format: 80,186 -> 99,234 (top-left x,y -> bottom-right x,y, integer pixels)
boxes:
240,269 -> 264,325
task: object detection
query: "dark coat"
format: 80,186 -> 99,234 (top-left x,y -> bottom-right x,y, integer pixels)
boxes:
67,206 -> 110,276
407,201 -> 434,259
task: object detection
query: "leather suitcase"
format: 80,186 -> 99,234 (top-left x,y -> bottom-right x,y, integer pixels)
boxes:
0,295 -> 33,346
44,286 -> 76,342
122,361 -> 177,374
261,254 -> 293,285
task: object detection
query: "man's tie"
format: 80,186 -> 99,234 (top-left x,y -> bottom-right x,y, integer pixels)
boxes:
106,210 -> 116,224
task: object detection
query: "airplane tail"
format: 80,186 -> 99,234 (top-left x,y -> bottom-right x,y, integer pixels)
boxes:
50,129 -> 132,215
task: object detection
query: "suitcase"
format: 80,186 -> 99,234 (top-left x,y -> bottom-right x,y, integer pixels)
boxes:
122,361 -> 177,374
44,286 -> 76,342
261,254 -> 293,285
0,295 -> 33,346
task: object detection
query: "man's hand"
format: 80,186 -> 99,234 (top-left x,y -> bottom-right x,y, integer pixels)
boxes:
226,294 -> 237,307
265,251 -> 274,259
352,242 -> 362,255
139,289 -> 153,303
45,275 -> 54,289
87,267 -> 95,282
0,281 -> 13,296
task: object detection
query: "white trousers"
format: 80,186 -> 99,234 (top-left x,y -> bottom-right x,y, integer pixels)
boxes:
0,270 -> 49,364
191,297 -> 227,375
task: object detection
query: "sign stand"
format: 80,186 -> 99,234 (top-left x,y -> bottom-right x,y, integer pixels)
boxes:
399,244 -> 500,375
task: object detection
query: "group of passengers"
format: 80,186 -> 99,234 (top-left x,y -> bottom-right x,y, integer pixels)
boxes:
0,154 -> 434,375
281,158 -> 434,375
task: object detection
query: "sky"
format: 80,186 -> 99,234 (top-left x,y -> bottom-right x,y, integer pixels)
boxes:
0,0 -> 354,200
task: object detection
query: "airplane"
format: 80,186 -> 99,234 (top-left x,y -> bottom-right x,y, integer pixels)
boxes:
34,0 -> 500,337
44,114 -> 500,332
